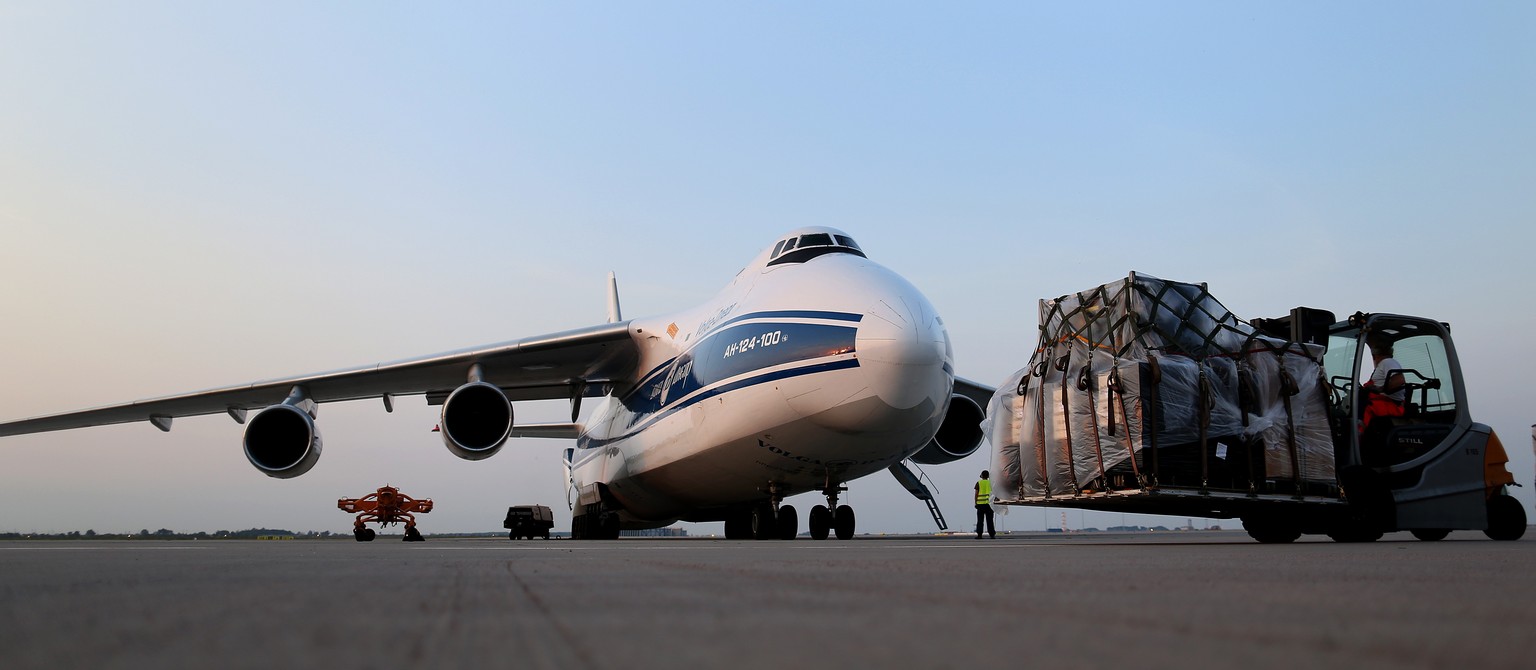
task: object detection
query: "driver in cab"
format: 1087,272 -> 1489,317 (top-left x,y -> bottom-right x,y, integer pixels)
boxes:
1360,335 -> 1406,433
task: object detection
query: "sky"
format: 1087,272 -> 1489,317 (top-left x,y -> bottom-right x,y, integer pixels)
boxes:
2,2 -> 1533,535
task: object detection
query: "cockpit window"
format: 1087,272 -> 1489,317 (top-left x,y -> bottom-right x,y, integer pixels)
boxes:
766,232 -> 867,266
798,233 -> 834,248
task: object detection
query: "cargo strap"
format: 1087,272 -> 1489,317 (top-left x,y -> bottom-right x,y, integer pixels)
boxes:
1198,363 -> 1212,492
1078,362 -> 1109,488
1032,343 -> 1052,498
1105,365 -> 1147,488
1145,355 -> 1162,486
1277,363 -> 1304,496
1057,349 -> 1080,492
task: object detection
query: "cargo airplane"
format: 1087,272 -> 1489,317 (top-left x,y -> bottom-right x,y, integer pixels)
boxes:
0,227 -> 994,539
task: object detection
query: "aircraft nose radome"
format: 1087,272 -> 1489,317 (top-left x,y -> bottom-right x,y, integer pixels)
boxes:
856,298 -> 950,410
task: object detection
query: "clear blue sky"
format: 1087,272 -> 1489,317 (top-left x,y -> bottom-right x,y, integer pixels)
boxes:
3,2 -> 1533,534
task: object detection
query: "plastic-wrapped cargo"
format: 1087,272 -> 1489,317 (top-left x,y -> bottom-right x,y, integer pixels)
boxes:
983,273 -> 1335,500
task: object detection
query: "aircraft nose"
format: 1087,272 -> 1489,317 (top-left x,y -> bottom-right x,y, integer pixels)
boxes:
855,297 -> 952,410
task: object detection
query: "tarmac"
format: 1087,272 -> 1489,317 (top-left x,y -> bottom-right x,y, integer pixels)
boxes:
3,530 -> 1534,670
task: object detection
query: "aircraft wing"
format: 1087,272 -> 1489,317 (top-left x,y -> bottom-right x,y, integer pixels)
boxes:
952,376 -> 997,409
0,321 -> 639,437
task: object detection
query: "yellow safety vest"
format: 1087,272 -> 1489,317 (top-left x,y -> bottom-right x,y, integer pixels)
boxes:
975,479 -> 992,505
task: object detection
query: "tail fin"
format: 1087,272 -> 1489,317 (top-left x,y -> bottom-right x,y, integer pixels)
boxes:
606,271 -> 623,323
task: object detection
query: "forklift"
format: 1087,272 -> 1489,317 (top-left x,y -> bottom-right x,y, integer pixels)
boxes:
987,273 -> 1524,543
1239,310 -> 1525,542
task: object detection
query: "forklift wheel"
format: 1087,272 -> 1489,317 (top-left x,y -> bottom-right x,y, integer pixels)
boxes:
1242,517 -> 1300,544
1485,495 -> 1527,541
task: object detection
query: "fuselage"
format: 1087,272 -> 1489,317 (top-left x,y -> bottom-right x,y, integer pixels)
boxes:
570,228 -> 955,527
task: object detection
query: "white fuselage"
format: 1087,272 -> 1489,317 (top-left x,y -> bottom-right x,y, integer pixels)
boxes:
570,246 -> 955,527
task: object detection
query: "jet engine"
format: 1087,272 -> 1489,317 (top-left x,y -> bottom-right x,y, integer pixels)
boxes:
910,394 -> 984,465
439,381 -> 513,460
243,403 -> 323,478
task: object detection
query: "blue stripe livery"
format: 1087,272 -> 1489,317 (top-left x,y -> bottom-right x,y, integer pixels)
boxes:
577,312 -> 863,450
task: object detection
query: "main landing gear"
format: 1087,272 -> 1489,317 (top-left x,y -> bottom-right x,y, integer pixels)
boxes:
570,483 -> 622,540
571,505 -> 621,540
724,482 -> 801,540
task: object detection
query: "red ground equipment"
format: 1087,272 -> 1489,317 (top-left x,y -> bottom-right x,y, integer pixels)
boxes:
338,485 -> 433,542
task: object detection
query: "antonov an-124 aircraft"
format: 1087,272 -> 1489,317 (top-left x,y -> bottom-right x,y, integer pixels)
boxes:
0,228 -> 995,540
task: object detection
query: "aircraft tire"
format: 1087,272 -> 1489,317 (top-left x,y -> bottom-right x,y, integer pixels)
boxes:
776,505 -> 798,540
751,504 -> 777,540
724,512 -> 749,539
834,505 -> 856,540
1411,528 -> 1451,542
808,505 -> 831,541
356,528 -> 375,542
598,512 -> 621,539
1485,494 -> 1527,541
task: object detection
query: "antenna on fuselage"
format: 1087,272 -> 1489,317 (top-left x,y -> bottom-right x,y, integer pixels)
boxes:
606,271 -> 623,323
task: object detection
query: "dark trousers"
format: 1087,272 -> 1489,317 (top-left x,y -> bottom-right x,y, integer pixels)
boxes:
975,504 -> 995,537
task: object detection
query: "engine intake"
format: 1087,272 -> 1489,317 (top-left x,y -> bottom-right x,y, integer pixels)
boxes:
911,393 -> 984,465
243,403 -> 323,478
440,381 -> 513,460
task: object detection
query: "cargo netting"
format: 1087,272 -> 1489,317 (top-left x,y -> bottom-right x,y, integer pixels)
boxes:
982,273 -> 1335,499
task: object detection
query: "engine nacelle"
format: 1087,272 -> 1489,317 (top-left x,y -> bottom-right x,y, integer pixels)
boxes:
440,381 -> 513,461
243,403 -> 323,478
911,393 -> 984,465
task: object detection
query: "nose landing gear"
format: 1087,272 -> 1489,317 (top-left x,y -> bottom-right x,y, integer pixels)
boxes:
808,480 -> 855,540
724,479 -> 857,541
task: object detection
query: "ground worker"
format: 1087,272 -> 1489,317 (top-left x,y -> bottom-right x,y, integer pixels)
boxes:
974,470 -> 995,539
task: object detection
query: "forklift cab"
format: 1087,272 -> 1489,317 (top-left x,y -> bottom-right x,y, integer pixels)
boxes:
1323,313 -> 1464,469
1319,312 -> 1522,539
